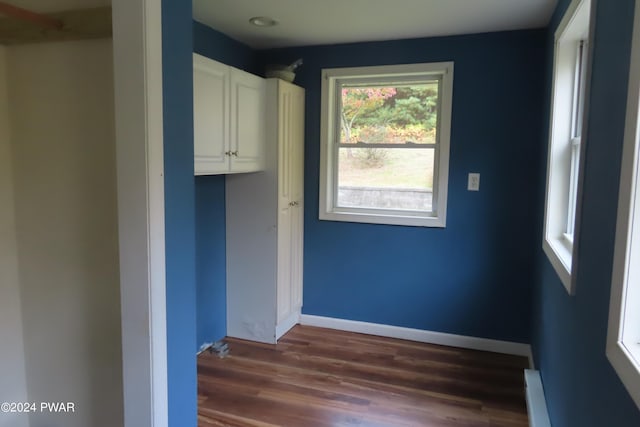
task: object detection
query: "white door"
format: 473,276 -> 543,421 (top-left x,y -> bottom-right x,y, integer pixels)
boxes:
290,87 -> 305,312
276,82 -> 305,325
277,84 -> 294,323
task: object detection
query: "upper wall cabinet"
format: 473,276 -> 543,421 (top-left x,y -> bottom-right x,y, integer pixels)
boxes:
193,53 -> 266,175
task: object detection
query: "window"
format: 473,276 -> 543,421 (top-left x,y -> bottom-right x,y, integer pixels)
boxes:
567,40 -> 588,238
607,0 -> 640,410
319,62 -> 453,227
543,0 -> 591,294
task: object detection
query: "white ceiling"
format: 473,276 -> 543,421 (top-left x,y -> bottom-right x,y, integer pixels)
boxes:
193,0 -> 558,50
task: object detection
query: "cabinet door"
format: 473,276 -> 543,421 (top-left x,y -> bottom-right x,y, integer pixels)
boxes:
193,54 -> 229,175
290,87 -> 305,312
277,82 -> 305,324
229,68 -> 266,173
277,84 -> 294,324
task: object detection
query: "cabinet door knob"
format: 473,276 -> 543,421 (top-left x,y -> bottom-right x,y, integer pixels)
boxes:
232,151 -> 239,157
225,151 -> 231,156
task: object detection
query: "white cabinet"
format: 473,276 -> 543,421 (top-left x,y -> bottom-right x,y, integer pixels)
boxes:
193,53 -> 265,175
226,79 -> 305,344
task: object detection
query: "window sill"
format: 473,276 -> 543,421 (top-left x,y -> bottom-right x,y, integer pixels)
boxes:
320,209 -> 446,228
543,236 -> 574,294
607,340 -> 640,410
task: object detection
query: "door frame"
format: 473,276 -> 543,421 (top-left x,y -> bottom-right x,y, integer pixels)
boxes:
112,1 -> 168,426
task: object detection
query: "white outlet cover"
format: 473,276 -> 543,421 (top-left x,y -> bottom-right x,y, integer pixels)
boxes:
468,173 -> 480,191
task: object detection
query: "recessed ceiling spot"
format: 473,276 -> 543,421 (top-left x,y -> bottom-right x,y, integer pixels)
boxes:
249,16 -> 278,27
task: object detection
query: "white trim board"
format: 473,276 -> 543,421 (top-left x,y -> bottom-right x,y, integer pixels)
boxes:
300,315 -> 533,361
525,369 -> 552,427
113,0 -> 167,426
276,311 -> 301,342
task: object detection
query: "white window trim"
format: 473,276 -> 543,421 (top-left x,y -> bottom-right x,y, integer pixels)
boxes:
543,0 -> 591,295
607,0 -> 640,410
319,62 -> 453,228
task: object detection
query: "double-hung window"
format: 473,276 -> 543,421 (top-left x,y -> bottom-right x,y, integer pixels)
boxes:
543,0 -> 591,294
607,0 -> 640,410
319,62 -> 453,227
567,40 -> 588,239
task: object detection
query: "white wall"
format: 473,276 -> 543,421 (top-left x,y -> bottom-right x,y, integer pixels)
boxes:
0,46 -> 30,427
7,39 -> 123,427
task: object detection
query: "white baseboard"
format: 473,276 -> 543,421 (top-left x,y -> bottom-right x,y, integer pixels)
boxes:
524,369 -> 551,427
300,314 -> 532,359
276,310 -> 300,341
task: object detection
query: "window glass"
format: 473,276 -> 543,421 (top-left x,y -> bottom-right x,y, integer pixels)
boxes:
337,147 -> 435,211
336,82 -> 439,213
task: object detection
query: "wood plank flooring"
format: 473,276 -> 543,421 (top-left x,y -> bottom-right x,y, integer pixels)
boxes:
197,325 -> 529,427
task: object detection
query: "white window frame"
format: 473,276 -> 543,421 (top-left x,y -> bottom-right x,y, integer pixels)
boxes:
543,0 -> 591,294
319,62 -> 453,228
607,0 -> 640,410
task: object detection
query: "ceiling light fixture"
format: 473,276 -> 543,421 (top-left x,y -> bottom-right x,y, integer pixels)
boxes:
249,16 -> 278,27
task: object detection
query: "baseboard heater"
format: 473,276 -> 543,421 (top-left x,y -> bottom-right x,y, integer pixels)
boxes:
524,369 -> 551,427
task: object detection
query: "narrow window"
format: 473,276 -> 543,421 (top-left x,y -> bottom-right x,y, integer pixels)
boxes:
543,0 -> 591,294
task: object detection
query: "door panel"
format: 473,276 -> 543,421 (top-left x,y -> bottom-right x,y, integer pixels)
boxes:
193,54 -> 229,174
230,68 -> 265,173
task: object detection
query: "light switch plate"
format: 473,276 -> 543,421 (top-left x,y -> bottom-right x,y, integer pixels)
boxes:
468,173 -> 480,191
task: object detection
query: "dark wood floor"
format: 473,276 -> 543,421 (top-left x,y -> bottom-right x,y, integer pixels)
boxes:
197,325 -> 529,427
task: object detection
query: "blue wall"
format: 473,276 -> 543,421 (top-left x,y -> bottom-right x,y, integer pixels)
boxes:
194,21 -> 259,74
163,1 -> 196,426
260,30 -> 546,344
193,21 -> 259,347
195,176 -> 226,347
531,0 -> 640,426
171,5 -> 640,424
